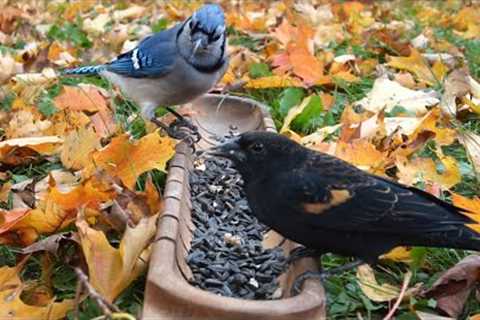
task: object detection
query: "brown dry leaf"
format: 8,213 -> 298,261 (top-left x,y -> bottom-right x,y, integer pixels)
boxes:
87,132 -> 175,189
440,68 -> 471,116
76,211 -> 157,302
61,127 -> 101,170
0,262 -> 75,320
54,85 -> 108,113
0,7 -> 27,34
356,264 -> 400,302
387,48 -> 437,85
424,255 -> 480,318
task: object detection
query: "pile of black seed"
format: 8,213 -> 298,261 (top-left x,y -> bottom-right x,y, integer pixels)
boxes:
186,155 -> 287,299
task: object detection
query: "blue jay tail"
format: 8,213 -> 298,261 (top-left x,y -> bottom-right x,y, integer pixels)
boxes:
62,65 -> 105,76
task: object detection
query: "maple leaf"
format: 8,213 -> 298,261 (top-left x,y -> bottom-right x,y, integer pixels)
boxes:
0,260 -> 75,320
61,126 -> 101,170
387,48 -> 438,85
86,132 -> 175,189
76,211 -> 157,302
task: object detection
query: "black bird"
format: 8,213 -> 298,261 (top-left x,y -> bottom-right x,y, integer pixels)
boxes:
211,131 -> 480,294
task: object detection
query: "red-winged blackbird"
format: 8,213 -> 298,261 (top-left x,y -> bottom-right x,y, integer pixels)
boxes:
211,131 -> 480,294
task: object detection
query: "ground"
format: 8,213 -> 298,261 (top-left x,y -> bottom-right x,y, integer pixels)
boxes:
0,1 -> 480,319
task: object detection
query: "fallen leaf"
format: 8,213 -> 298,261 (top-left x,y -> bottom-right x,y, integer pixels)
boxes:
354,76 -> 439,115
0,262 -> 75,320
458,132 -> 480,174
335,139 -> 386,173
356,264 -> 400,302
0,53 -> 23,83
54,85 -> 109,113
245,75 -> 303,89
87,132 -> 175,189
440,68 -> 471,116
76,211 -> 157,302
280,95 -> 314,133
387,48 -> 437,85
380,246 -> 412,263
61,127 -> 101,170
21,232 -> 79,255
396,152 -> 461,189
0,136 -> 62,161
0,209 -> 30,234
424,255 -> 480,318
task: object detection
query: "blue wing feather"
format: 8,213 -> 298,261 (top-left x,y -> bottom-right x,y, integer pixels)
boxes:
105,24 -> 180,78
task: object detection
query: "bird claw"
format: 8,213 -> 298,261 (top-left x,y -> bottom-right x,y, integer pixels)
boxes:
291,271 -> 328,296
287,247 -> 322,264
152,117 -> 201,151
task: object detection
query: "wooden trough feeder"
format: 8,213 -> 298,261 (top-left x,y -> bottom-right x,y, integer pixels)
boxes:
142,94 -> 326,320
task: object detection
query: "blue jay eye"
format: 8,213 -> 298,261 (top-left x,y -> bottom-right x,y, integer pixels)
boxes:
211,34 -> 221,41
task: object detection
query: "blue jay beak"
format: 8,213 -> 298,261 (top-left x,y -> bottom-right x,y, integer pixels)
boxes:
192,33 -> 209,55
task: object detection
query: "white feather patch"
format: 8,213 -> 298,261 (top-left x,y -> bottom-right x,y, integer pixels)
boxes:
131,48 -> 140,70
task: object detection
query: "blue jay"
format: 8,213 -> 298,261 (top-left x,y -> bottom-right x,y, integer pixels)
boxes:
63,4 -> 228,139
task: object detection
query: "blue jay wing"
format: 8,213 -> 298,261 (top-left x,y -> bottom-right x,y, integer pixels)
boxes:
105,25 -> 180,78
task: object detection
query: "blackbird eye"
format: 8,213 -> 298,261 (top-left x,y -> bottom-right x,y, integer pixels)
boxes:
250,142 -> 264,153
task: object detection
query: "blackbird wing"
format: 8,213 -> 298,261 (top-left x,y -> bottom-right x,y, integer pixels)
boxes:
272,158 -> 473,234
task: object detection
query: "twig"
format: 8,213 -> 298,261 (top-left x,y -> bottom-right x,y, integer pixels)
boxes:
73,278 -> 84,320
74,267 -> 120,316
383,270 -> 412,320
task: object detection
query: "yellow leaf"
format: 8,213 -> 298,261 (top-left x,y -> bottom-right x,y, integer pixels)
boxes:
356,264 -> 399,302
245,75 -> 303,89
387,48 -> 437,85
335,139 -> 386,173
76,212 -> 157,302
381,246 -> 412,263
61,127 -> 100,170
0,262 -> 75,320
432,60 -> 449,82
87,132 -> 175,189
455,22 -> 480,40
396,151 -> 461,189
0,136 -> 62,158
48,177 -> 115,211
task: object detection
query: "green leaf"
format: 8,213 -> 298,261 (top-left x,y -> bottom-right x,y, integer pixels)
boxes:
152,18 -> 168,33
410,247 -> 428,271
0,92 -> 15,111
279,88 -> 304,116
291,94 -> 324,133
249,63 -> 272,79
38,95 -> 58,117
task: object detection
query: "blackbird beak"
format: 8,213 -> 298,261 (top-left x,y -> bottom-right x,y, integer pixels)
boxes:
208,137 -> 245,162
